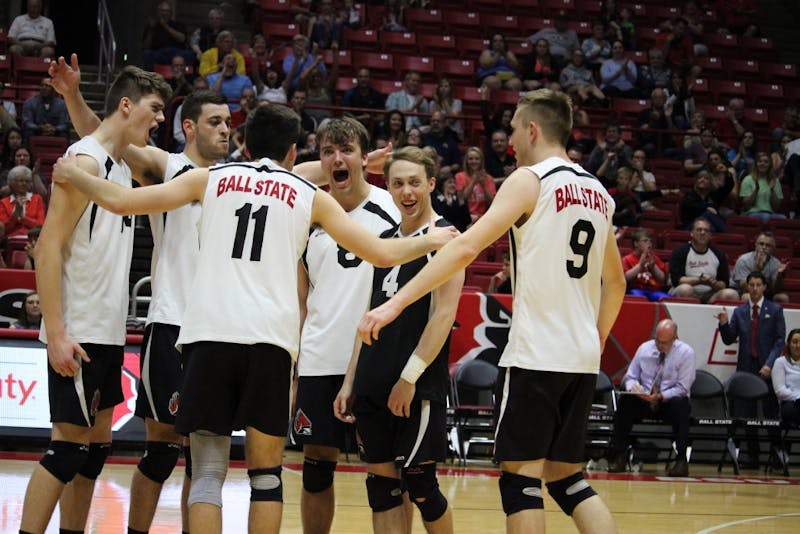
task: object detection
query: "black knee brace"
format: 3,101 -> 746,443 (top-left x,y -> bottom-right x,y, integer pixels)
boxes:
39,441 -> 89,484
546,472 -> 597,516
365,472 -> 404,513
302,458 -> 337,493
183,445 -> 192,479
248,466 -> 283,502
498,471 -> 543,516
78,442 -> 111,480
138,441 -> 181,483
403,463 -> 448,522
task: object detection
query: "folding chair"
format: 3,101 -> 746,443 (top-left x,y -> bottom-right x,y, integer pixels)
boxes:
449,358 -> 499,463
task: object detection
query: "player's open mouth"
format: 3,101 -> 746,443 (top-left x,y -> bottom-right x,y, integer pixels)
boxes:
402,201 -> 416,209
332,170 -> 349,182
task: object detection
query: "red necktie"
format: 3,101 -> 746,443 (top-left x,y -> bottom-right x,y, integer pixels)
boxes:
750,304 -> 759,359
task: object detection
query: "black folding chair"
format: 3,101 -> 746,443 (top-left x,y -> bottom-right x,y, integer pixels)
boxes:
449,358 -> 499,464
724,371 -> 780,475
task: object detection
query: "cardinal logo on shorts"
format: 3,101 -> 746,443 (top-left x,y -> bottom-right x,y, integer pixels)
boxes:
90,389 -> 101,417
294,409 -> 312,436
168,391 -> 180,415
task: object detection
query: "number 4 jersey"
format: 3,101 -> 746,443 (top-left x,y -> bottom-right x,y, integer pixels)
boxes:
500,157 -> 616,375
176,159 -> 317,359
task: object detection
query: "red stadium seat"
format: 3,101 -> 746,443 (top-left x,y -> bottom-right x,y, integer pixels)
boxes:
469,0 -> 505,14
352,51 -> 394,78
709,80 -> 747,105
640,210 -> 676,236
759,62 -> 797,81
261,22 -> 300,41
724,58 -> 760,81
646,6 -> 680,25
505,0 -> 541,16
456,36 -> 489,59
394,55 -> 435,82
343,28 -> 378,51
481,14 -> 521,36
379,31 -> 417,54
704,33 -> 739,54
740,36 -> 777,61
322,48 -> 352,74
612,99 -> 649,123
711,233 -> 747,261
748,82 -> 785,108
404,8 -> 443,33
465,261 -> 502,292
540,0 -> 577,17
256,0 -> 293,24
507,40 -> 532,58
13,55 -> 50,84
725,215 -> 764,242
436,58 -> 477,85
443,12 -> 482,37
417,34 -> 457,58
694,56 -> 724,77
0,53 -> 10,82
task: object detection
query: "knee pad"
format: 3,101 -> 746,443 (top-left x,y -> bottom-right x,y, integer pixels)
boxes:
249,466 -> 283,502
546,472 -> 597,516
39,441 -> 89,484
78,442 -> 111,480
365,472 -> 404,513
403,463 -> 448,522
138,441 -> 181,483
187,431 -> 231,508
184,445 -> 192,479
302,458 -> 336,493
498,471 -> 543,516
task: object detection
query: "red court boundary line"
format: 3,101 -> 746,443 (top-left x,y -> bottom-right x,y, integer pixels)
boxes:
2,452 -> 797,485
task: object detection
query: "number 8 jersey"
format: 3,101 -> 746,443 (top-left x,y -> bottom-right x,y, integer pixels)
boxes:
500,157 -> 616,375
177,158 -> 317,359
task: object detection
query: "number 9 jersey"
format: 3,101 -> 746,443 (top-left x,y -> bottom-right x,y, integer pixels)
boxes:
176,159 -> 317,359
499,157 -> 616,375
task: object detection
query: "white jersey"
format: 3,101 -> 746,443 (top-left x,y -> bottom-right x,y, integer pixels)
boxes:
177,158 -> 317,358
146,153 -> 202,326
500,157 -> 615,374
40,136 -> 133,346
298,186 -> 399,376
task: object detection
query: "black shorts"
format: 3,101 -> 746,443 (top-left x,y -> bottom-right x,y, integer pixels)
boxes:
175,341 -> 291,437
135,323 -> 183,424
293,375 -> 349,449
353,395 -> 448,467
48,344 -> 124,427
495,368 -> 595,464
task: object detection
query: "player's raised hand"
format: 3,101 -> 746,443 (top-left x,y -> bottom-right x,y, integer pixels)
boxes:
365,142 -> 392,175
715,307 -> 728,324
47,53 -> 81,97
358,299 -> 402,345
51,152 -> 79,184
426,215 -> 459,249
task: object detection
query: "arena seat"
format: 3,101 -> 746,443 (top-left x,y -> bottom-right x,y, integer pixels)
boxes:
416,34 -> 457,58
443,12 -> 482,37
379,31 -> 417,54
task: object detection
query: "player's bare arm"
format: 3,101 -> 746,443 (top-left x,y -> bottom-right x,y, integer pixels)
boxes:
53,152 -> 207,215
311,189 -> 457,268
388,268 -> 465,418
35,157 -> 99,377
358,167 -> 539,344
598,225 -> 626,351
333,335 -> 363,423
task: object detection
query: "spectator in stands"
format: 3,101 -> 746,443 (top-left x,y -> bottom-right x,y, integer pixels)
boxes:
622,229 -> 669,301
21,80 -> 69,139
455,146 -> 495,223
479,86 -> 513,136
731,232 -> 789,303
342,67 -> 386,124
381,0 -> 407,32
11,292 -> 40,328
477,34 -> 523,91
229,87 -> 259,131
385,71 -> 429,130
190,7 -> 226,63
668,217 -> 739,303
716,98 -> 752,149
403,127 -> 422,149
771,134 -> 791,184
600,40 -> 638,98
309,0 -> 343,49
299,48 -> 339,125
0,166 -> 46,239
7,0 -> 55,59
172,77 -> 209,151
660,1 -> 707,56
727,130 -> 757,179
740,152 -> 786,223
607,319 -> 695,477
166,55 -> 193,98
600,0 -> 635,49
488,253 -> 512,294
718,0 -> 758,38
339,0 -> 362,30
431,175 -> 470,233
141,1 -> 193,72
527,11 -> 580,63
586,123 -> 632,188
636,48 -> 671,98
0,97 -> 18,134
422,111 -> 461,179
717,271 -> 785,467
484,129 -> 516,184
609,166 -> 644,227
521,39 -> 563,91
11,146 -> 47,199
567,146 -> 584,164
0,128 -> 24,186
291,89 -> 317,148
684,127 -> 717,174
430,77 -> 463,142
630,149 -> 658,208
582,21 -> 612,70
708,149 -> 741,218
656,17 -> 695,74
382,109 -> 406,148
295,131 -> 319,164
255,66 -> 291,105
559,49 -> 607,108
665,73 -> 695,130
636,88 -> 680,159
679,168 -> 732,231
199,30 -> 245,78
683,109 -> 708,150
23,225 -> 39,270
244,34 -> 273,86
772,329 -> 800,427
770,107 -> 799,152
207,54 -> 253,112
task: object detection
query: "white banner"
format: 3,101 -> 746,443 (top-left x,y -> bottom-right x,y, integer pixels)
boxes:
0,346 -> 50,429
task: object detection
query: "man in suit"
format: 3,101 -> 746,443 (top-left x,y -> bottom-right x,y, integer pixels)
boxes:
716,270 -> 786,467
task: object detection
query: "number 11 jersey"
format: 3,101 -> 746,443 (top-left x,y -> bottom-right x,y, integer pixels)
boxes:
500,157 -> 616,374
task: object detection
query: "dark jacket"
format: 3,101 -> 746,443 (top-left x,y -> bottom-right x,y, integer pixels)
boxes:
719,299 -> 786,372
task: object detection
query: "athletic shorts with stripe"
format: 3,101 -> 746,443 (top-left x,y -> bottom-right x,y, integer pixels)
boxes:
175,341 -> 291,437
292,374 -> 349,449
353,395 -> 448,468
135,323 -> 182,424
495,368 -> 596,464
48,343 -> 124,427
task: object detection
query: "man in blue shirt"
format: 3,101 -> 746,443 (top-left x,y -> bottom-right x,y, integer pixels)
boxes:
608,319 -> 696,476
207,54 -> 252,112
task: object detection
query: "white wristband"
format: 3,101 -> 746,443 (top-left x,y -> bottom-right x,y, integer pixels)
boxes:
400,354 -> 427,384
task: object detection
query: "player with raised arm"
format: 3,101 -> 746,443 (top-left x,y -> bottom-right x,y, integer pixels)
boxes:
357,90 -> 627,534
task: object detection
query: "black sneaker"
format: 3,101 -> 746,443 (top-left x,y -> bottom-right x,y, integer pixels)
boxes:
667,458 -> 689,477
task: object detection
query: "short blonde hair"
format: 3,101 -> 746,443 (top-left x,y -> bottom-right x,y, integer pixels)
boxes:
384,146 -> 436,179
516,89 -> 573,146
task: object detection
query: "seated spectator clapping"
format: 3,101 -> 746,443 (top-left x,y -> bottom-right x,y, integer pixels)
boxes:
773,329 -> 800,427
731,231 -> 789,303
740,152 -> 786,223
622,229 -> 669,301
0,166 -> 46,239
477,34 -> 523,91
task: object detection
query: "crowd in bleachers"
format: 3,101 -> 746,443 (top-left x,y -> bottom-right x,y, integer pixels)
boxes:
2,0 -> 800,304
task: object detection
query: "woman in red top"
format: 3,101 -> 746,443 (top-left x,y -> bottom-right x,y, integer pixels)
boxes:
522,39 -> 562,91
621,228 -> 669,301
454,146 -> 496,223
0,166 -> 46,239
